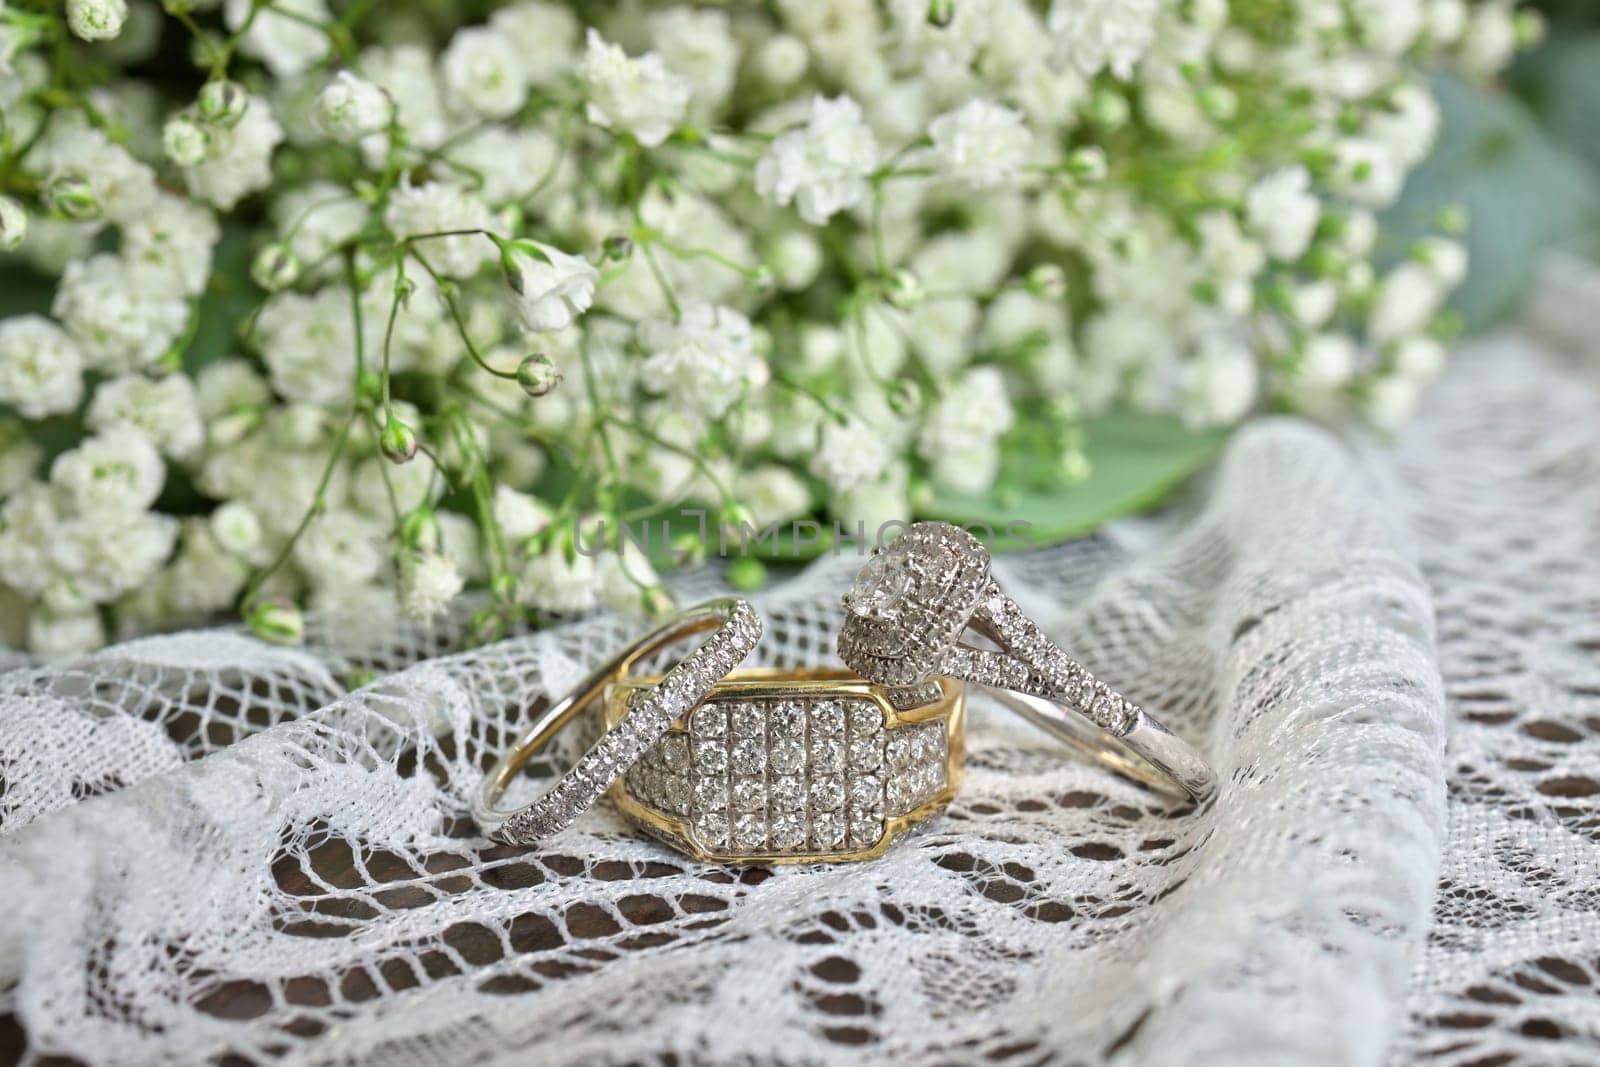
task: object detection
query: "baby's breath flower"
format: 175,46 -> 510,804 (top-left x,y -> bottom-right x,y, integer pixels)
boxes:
502,242 -> 599,333
0,316 -> 84,420
210,501 -> 266,564
182,91 -> 283,209
53,254 -> 190,373
522,543 -> 599,615
639,303 -> 769,419
0,196 -> 27,251
400,550 -> 464,620
928,99 -> 1032,190
755,95 -> 879,226
1180,334 -> 1259,428
811,417 -> 891,496
1048,0 -> 1158,78
86,373 -> 204,461
315,71 -> 392,141
580,29 -> 690,148
385,180 -> 496,279
441,25 -> 529,121
494,486 -> 551,541
1246,166 -> 1321,262
51,429 -> 166,515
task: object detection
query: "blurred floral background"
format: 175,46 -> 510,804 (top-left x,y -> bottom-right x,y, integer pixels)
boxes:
0,0 -> 1586,659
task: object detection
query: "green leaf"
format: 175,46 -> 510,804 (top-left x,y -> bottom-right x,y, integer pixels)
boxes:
925,412 -> 1229,553
1383,74 -> 1600,333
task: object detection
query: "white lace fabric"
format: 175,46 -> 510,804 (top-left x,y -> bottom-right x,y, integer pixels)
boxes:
2,283 -> 1598,1065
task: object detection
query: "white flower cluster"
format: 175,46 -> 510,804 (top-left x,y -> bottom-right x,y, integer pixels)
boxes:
0,0 -> 1530,655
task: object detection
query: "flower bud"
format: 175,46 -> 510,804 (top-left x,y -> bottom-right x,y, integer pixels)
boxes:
1026,262 -> 1067,300
601,233 -> 633,262
887,378 -> 923,416
516,353 -> 563,398
0,196 -> 26,252
1198,85 -> 1237,122
726,556 -> 767,592
883,268 -> 923,310
247,601 -> 304,645
251,244 -> 300,292
1085,89 -> 1129,130
162,113 -> 210,167
46,174 -> 100,221
400,506 -> 441,553
926,0 -> 955,27
380,418 -> 419,464
1066,146 -> 1108,182
66,0 -> 127,42
198,79 -> 249,128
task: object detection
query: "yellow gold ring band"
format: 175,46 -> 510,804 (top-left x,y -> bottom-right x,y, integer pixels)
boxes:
607,668 -> 965,864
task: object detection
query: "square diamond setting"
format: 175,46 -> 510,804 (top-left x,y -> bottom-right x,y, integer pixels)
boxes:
623,693 -> 952,859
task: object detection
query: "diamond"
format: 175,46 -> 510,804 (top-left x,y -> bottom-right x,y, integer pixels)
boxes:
770,811 -> 805,849
693,774 -> 729,809
847,702 -> 883,735
809,775 -> 844,811
886,772 -> 917,815
810,701 -> 845,736
692,809 -> 730,847
659,733 -> 690,771
848,807 -> 883,847
693,738 -> 728,774
848,773 -> 883,808
844,550 -> 914,621
690,704 -> 727,739
733,812 -> 768,850
885,733 -> 913,770
730,702 -> 764,736
770,774 -> 805,809
770,701 -> 806,739
848,734 -> 882,772
731,736 -> 767,775
811,810 -> 845,849
731,776 -> 765,810
770,735 -> 805,774
661,775 -> 689,815
811,735 -> 845,774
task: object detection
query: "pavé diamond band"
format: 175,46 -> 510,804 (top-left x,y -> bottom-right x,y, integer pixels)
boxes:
837,522 -> 1215,803
474,598 -> 762,846
608,669 -> 965,864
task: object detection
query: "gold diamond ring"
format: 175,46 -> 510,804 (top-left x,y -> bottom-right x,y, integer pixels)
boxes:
606,668 -> 965,864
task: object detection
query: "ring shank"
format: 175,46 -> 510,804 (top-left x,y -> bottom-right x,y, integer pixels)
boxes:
983,688 -> 1215,803
473,601 -> 745,840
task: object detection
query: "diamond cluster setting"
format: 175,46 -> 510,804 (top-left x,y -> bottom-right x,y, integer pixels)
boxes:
837,523 -> 991,686
621,694 -> 951,859
837,522 -> 1141,737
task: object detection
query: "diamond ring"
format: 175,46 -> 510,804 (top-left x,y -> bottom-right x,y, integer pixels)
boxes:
837,522 -> 1215,802
474,598 -> 762,845
607,669 -> 964,863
